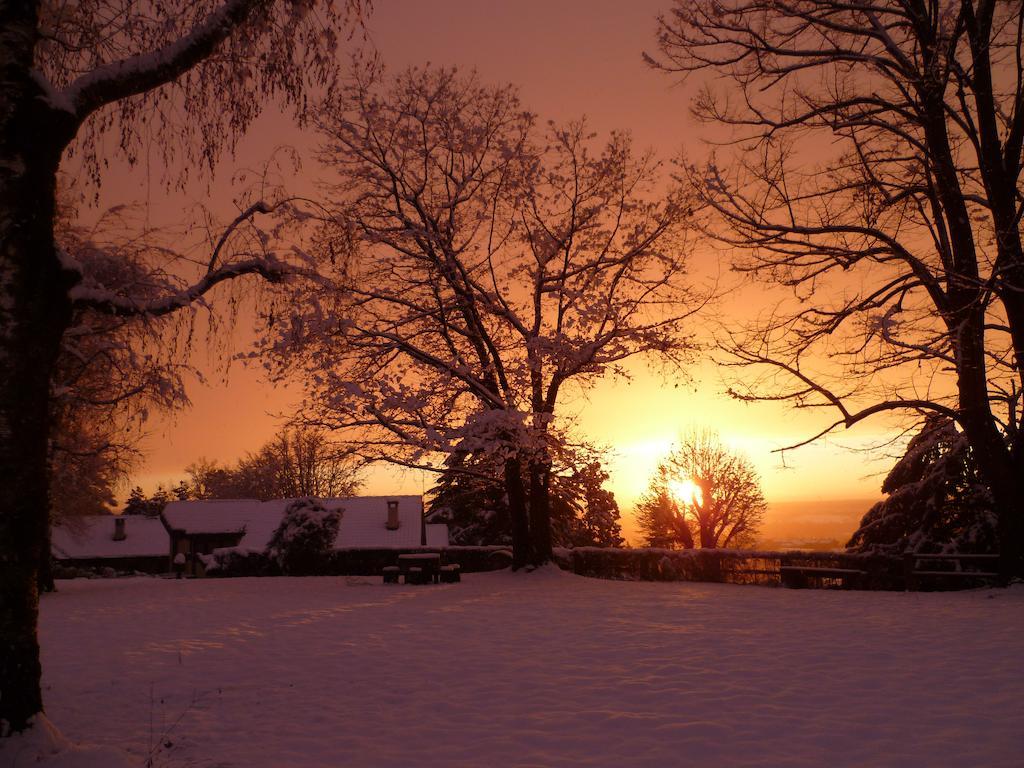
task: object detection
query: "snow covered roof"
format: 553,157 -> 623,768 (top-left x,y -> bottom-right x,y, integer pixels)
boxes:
163,496 -> 448,551
162,499 -> 287,551
52,516 -> 169,560
332,496 -> 448,548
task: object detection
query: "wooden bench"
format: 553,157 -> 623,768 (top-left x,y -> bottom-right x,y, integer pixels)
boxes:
439,564 -> 461,583
903,553 -> 1001,590
780,565 -> 867,589
381,566 -> 401,585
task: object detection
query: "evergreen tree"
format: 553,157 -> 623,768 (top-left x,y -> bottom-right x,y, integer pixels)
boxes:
123,487 -> 150,516
847,417 -> 997,555
579,472 -> 625,548
266,498 -> 342,576
122,486 -> 171,517
551,463 -> 625,548
149,486 -> 172,515
427,453 -> 623,548
426,451 -> 511,546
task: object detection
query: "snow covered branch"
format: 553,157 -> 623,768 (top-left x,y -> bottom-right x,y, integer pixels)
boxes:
61,0 -> 266,122
71,255 -> 288,317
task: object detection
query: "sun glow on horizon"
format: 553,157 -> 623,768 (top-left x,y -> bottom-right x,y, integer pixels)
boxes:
670,478 -> 703,508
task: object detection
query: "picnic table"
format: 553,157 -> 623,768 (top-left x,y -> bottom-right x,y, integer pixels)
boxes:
398,553 -> 442,584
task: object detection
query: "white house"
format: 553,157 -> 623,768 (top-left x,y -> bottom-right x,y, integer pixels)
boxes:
161,495 -> 448,574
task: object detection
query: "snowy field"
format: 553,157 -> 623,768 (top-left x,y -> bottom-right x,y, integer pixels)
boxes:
6,569 -> 1023,767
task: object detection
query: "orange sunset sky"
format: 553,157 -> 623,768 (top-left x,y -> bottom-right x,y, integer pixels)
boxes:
86,0 -> 891,540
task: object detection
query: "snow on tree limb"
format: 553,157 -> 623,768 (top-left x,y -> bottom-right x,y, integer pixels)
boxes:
65,199 -> 300,317
61,0 -> 265,123
70,255 -> 289,317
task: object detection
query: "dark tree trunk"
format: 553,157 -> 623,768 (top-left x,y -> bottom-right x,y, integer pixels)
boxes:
918,83 -> 1024,579
527,461 -> 552,565
673,515 -> 695,550
997,284 -> 1024,552
0,194 -> 68,734
37,516 -> 56,594
504,458 -> 530,570
0,3 -> 78,733
953,309 -> 1024,579
698,520 -> 715,549
962,419 -> 1024,579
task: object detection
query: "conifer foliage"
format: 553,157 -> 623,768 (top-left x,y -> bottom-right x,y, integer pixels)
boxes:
847,417 -> 997,555
427,453 -> 624,548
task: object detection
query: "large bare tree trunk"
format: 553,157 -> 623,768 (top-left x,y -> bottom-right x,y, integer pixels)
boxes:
952,304 -> 1024,579
37,518 -> 56,595
0,1 -> 76,732
921,83 -> 1024,578
527,461 -> 552,565
0,204 -> 69,733
504,458 -> 530,570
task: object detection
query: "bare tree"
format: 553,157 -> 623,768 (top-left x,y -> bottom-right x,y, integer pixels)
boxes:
649,0 -> 1024,574
263,65 -> 701,567
186,427 -> 362,500
44,272 -> 182,588
635,431 -> 765,549
0,0 -> 366,735
265,427 -> 362,498
634,465 -> 696,549
185,457 -> 229,500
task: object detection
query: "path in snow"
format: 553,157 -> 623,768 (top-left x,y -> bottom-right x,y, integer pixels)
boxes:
11,569 -> 1024,767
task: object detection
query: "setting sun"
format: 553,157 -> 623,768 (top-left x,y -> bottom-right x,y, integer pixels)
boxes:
670,478 -> 703,507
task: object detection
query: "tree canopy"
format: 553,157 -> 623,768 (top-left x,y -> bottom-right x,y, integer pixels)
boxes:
650,0 -> 1024,573
261,64 -> 701,567
184,427 -> 362,501
636,431 -> 765,550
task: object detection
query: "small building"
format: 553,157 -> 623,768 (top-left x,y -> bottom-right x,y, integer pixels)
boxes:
161,495 -> 447,575
51,515 -> 170,574
161,499 -> 285,576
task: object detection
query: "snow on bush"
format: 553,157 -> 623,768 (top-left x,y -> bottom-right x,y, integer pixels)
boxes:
202,547 -> 277,577
265,498 -> 342,575
847,416 -> 998,555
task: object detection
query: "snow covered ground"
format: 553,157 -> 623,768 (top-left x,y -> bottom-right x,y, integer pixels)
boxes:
6,569 -> 1023,767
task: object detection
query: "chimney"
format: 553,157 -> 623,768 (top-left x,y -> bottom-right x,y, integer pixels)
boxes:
386,500 -> 400,530
113,517 -> 126,541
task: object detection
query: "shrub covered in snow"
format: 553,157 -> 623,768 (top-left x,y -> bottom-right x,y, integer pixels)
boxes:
266,498 -> 342,575
202,548 -> 279,578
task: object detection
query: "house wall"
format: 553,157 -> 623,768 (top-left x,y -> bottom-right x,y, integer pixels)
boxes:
168,531 -> 246,576
54,555 -> 169,575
